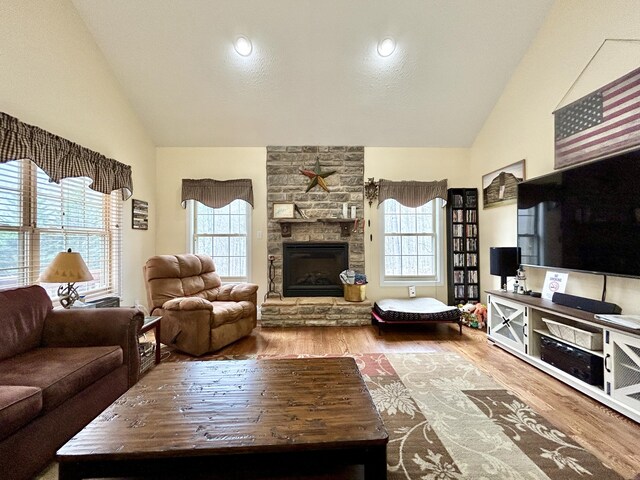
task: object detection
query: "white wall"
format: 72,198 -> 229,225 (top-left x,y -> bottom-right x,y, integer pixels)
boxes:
470,0 -> 640,311
155,148 -> 268,298
365,148 -> 470,302
0,0 -> 157,306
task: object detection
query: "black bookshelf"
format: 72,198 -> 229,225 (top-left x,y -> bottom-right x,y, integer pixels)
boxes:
446,188 -> 479,305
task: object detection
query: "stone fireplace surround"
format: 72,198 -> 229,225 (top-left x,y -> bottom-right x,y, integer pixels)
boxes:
261,146 -> 371,327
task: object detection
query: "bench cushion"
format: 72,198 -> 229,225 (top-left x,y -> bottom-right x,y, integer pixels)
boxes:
373,298 -> 460,322
0,346 -> 122,413
0,385 -> 42,441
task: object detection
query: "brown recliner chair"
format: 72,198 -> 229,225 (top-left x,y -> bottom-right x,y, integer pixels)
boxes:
144,254 -> 258,356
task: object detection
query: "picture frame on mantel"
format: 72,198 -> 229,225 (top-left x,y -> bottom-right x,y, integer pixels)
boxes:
132,199 -> 149,230
272,202 -> 295,219
482,159 -> 526,209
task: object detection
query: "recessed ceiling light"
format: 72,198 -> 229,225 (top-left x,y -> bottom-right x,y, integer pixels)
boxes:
234,35 -> 252,56
377,37 -> 396,57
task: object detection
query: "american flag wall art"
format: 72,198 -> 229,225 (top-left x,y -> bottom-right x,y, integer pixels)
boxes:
554,65 -> 640,169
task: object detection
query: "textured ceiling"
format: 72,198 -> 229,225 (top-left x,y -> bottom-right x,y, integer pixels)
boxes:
72,0 -> 554,147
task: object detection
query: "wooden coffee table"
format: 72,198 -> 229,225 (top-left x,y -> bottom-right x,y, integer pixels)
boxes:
57,357 -> 388,479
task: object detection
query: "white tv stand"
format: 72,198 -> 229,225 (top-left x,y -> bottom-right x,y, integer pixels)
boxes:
487,290 -> 640,423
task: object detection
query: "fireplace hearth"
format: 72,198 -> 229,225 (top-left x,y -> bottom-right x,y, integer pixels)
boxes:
283,242 -> 348,297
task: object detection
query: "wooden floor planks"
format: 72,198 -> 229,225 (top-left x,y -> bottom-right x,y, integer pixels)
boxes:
162,323 -> 640,479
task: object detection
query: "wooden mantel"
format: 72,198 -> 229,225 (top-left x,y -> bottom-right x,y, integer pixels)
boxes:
275,218 -> 356,237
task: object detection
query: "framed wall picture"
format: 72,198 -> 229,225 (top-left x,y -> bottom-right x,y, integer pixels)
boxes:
482,159 -> 526,208
132,199 -> 149,230
272,202 -> 295,219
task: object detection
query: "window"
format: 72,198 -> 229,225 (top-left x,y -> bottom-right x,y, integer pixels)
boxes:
381,198 -> 443,285
517,205 -> 539,266
0,159 -> 122,299
189,199 -> 250,282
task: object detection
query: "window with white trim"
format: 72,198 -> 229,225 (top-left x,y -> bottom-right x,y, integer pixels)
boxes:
189,199 -> 250,282
381,198 -> 443,284
0,159 -> 122,299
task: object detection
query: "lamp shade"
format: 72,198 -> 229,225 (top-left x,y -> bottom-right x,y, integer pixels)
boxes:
38,250 -> 94,283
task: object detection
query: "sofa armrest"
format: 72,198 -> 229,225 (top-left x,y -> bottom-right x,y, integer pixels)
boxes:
216,283 -> 259,302
41,308 -> 144,388
162,297 -> 213,311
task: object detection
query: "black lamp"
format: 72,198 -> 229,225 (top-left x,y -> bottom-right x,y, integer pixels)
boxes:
490,247 -> 521,291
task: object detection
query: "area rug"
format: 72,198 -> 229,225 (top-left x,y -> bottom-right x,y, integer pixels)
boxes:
177,352 -> 622,480
37,352 -> 622,480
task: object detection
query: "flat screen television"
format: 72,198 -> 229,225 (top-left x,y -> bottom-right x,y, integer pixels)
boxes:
517,148 -> 640,278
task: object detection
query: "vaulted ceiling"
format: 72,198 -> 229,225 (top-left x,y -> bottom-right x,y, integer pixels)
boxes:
72,0 -> 554,147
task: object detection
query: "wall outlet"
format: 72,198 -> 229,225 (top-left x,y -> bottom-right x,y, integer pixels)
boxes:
408,286 -> 416,298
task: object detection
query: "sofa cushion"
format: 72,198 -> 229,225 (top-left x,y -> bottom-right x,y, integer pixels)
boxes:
0,346 -> 122,413
210,301 -> 254,328
0,385 -> 42,441
0,286 -> 52,361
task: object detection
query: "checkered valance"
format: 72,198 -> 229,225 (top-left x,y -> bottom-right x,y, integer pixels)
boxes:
377,179 -> 448,208
181,178 -> 254,209
0,112 -> 133,200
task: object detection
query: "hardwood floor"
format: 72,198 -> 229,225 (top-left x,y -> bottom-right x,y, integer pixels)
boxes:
162,324 -> 640,480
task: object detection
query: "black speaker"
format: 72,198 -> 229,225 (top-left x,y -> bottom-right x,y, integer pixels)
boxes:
489,247 -> 521,289
551,292 -> 621,314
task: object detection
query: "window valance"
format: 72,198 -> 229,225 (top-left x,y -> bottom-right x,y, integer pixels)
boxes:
377,179 -> 448,208
181,178 -> 254,209
0,112 -> 133,200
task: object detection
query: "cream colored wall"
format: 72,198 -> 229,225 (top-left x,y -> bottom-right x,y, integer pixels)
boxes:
365,148 -> 470,302
0,0 -> 157,306
156,147 -> 467,305
469,0 -> 640,311
155,148 -> 268,299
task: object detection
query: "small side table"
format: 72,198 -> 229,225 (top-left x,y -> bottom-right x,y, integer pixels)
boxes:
139,315 -> 162,365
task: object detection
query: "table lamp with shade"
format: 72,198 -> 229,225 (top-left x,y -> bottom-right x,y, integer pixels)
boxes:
489,247 -> 521,291
38,249 -> 94,308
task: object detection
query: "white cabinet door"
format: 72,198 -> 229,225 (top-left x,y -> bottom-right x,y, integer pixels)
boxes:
488,295 -> 528,354
609,330 -> 640,412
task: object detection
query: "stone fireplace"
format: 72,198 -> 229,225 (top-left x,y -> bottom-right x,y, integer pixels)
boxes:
261,146 -> 371,327
282,242 -> 348,297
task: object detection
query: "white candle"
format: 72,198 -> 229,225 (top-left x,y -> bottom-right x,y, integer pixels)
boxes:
342,203 -> 348,218
351,206 -> 356,218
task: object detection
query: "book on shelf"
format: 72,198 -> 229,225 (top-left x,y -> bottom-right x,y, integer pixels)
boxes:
451,194 -> 464,208
465,210 -> 477,222
466,253 -> 478,267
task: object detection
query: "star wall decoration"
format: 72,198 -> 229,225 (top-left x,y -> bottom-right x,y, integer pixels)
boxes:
299,158 -> 336,192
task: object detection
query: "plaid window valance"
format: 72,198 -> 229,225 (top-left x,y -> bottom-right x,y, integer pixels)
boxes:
0,112 -> 133,200
377,179 -> 448,208
181,178 -> 254,209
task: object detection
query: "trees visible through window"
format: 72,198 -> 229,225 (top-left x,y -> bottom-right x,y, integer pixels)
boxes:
191,199 -> 250,281
0,159 -> 121,299
382,198 -> 442,283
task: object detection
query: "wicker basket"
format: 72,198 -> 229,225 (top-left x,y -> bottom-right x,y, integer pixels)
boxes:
139,342 -> 156,375
344,284 -> 366,302
542,318 -> 603,350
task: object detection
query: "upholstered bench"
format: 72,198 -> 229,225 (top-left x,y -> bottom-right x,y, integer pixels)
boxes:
371,297 -> 462,334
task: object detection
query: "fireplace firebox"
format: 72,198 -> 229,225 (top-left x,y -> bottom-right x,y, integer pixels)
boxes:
283,242 -> 348,297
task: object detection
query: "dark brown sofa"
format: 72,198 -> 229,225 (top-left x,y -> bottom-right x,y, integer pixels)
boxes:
0,285 -> 144,480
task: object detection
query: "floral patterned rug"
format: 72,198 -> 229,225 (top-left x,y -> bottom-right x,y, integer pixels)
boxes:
172,352 -> 622,480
